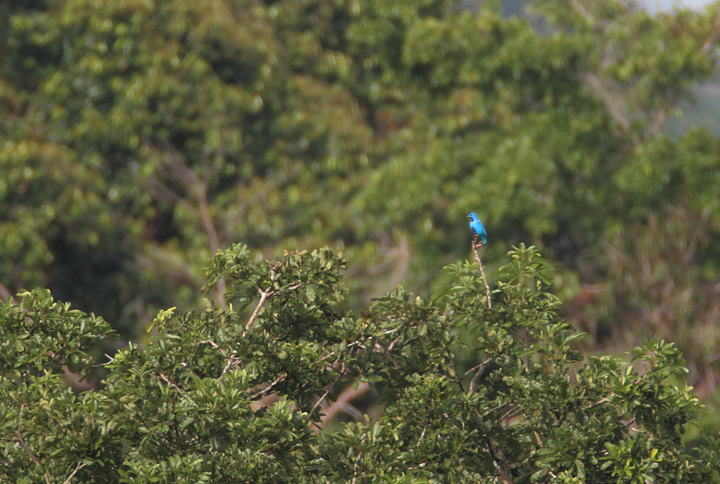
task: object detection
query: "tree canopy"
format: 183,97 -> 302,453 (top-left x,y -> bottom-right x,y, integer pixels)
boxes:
2,0 -> 720,478
2,244 -> 718,483
2,0 -> 720,348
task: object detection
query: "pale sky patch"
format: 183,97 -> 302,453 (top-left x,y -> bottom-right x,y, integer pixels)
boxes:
636,0 -> 718,13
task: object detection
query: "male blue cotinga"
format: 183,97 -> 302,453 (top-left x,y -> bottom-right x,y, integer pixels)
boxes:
468,212 -> 487,244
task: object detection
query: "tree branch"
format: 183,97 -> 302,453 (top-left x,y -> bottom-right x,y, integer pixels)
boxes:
471,237 -> 492,308
373,342 -> 404,372
151,143 -> 227,308
580,395 -> 613,411
309,364 -> 347,418
14,405 -> 51,484
241,283 -> 303,338
487,439 -> 515,484
158,372 -> 198,407
62,461 -> 86,484
242,288 -> 270,337
314,381 -> 371,432
249,371 -> 288,401
582,72 -> 641,145
468,357 -> 491,394
701,14 -> 720,54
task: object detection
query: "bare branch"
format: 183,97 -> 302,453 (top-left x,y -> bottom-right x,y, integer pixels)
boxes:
471,237 -> 492,308
483,401 -> 510,418
149,143 -> 227,308
221,354 -> 241,375
249,371 -> 288,401
566,0 -> 614,28
499,405 -> 522,426
373,342 -> 404,372
350,445 -> 364,484
468,357 -> 491,394
568,0 -> 592,21
309,364 -> 347,418
242,289 -> 270,338
62,461 -> 86,484
416,426 -> 427,447
166,150 -> 227,308
158,372 -> 198,407
580,395 -> 613,411
241,283 -> 303,338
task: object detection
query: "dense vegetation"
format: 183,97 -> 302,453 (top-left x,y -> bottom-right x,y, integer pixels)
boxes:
2,244 -> 719,482
2,0 -> 720,480
1,0 -> 719,353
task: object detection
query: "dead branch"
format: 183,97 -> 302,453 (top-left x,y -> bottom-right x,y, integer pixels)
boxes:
241,283 -> 302,338
242,288 -> 270,337
471,237 -> 492,308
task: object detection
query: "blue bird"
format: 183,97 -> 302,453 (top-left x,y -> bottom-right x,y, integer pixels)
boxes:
468,212 -> 487,244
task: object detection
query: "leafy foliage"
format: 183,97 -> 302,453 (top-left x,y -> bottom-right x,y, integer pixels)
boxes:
2,0 -> 720,352
1,245 -> 718,482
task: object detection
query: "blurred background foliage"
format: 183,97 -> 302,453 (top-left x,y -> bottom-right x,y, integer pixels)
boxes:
1,0 -> 720,422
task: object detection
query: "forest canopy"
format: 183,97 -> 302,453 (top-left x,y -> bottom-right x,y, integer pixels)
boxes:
1,0 -> 719,341
2,0 -> 720,480
1,244 -> 719,483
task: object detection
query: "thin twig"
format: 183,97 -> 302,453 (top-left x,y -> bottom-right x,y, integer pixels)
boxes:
14,405 -> 51,484
483,401 -> 510,418
580,395 -> 612,411
471,237 -> 492,308
242,289 -> 270,337
154,143 -> 227,308
350,449 -> 363,484
568,0 -> 592,21
533,431 -> 544,448
250,371 -> 288,401
416,426 -> 427,447
15,406 -> 39,465
241,283 -> 303,338
309,364 -> 347,418
374,342 -> 404,372
62,461 -> 86,484
158,372 -> 198,407
582,72 -> 641,145
498,405 -> 522,426
468,357 -> 491,394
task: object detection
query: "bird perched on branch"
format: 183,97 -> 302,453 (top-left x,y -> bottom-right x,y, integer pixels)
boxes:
468,212 -> 487,244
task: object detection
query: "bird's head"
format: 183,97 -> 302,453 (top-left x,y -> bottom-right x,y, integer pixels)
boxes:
468,212 -> 478,220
